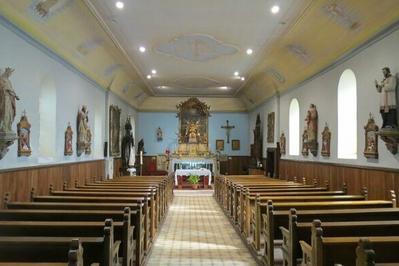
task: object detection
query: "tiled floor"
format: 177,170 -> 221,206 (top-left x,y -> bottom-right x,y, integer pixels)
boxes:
147,190 -> 257,266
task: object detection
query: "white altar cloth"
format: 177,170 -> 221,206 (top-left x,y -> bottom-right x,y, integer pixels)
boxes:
174,169 -> 212,186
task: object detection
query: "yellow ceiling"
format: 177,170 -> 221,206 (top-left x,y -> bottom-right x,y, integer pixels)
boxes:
1,0 -> 399,111
240,0 -> 399,108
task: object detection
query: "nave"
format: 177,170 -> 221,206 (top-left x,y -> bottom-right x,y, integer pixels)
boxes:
147,190 -> 256,266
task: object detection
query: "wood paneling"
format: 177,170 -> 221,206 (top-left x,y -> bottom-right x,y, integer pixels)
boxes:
113,157 -> 122,177
0,160 -> 105,208
220,156 -> 250,175
279,159 -> 399,200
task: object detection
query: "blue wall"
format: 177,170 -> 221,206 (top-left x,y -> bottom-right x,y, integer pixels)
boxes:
138,112 -> 250,156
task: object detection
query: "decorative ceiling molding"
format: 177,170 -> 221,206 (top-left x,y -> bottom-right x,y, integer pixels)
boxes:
265,68 -> 286,83
171,76 -> 221,89
322,3 -> 360,31
155,34 -> 239,62
287,44 -> 311,64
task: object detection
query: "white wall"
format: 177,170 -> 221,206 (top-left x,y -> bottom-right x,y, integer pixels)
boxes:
251,27 -> 399,169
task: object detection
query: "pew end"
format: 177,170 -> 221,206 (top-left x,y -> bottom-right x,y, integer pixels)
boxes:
361,187 -> 369,200
342,182 -> 348,194
30,188 -> 35,202
356,238 -> 376,266
299,240 -> 312,266
390,190 -> 397,208
2,193 -> 10,209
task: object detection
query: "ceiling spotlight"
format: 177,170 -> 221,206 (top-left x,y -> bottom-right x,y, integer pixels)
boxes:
234,71 -> 239,76
115,1 -> 124,9
271,5 -> 280,14
146,75 -> 152,79
241,77 -> 245,81
151,69 -> 157,74
246,48 -> 253,55
139,46 -> 146,53
219,86 -> 229,90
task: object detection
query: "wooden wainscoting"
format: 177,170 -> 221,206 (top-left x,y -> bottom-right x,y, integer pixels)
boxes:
219,156 -> 250,175
279,159 -> 399,200
0,160 -> 105,208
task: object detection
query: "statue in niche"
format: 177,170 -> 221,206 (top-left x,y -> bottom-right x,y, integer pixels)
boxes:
375,67 -> 397,129
302,129 -> 309,156
321,123 -> 331,157
17,111 -> 31,157
0,67 -> 19,159
64,122 -> 73,156
76,105 -> 91,156
121,117 -> 135,172
156,127 -> 163,142
185,120 -> 200,143
280,132 -> 286,155
305,104 -> 318,156
364,113 -> 379,159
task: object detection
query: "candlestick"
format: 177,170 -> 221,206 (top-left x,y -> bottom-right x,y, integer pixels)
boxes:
140,151 -> 143,165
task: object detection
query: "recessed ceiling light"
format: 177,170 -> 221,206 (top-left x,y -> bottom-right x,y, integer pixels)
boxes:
139,46 -> 146,53
219,86 -> 229,90
115,1 -> 124,9
241,77 -> 245,81
271,5 -> 280,14
146,75 -> 152,79
234,71 -> 239,76
151,69 -> 157,74
158,86 -> 168,89
246,49 -> 253,55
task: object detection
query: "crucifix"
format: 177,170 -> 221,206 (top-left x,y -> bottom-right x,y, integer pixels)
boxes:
221,120 -> 235,143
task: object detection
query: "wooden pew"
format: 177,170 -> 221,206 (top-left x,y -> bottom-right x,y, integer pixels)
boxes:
0,238 -> 83,266
281,210 -> 399,266
0,219 -> 119,266
256,199 -> 395,265
4,198 -> 144,266
0,207 -> 139,266
299,222 -> 399,266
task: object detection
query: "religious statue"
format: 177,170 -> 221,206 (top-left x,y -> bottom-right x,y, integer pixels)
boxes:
375,67 -> 397,129
0,68 -> 19,133
76,105 -> 91,156
186,120 -> 200,143
137,139 -> 145,155
17,111 -> 31,157
156,127 -> 163,142
0,67 -> 19,159
321,123 -> 331,157
302,129 -> 309,156
305,104 -> 318,156
64,122 -> 73,156
121,117 -> 135,172
280,132 -> 286,155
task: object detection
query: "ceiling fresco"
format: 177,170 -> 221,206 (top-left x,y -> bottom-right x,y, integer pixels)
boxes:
0,0 -> 398,111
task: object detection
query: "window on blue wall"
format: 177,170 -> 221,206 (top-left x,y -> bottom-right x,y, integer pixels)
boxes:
289,98 -> 300,156
338,69 -> 357,159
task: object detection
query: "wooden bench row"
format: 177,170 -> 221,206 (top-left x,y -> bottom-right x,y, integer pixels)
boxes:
214,175 -> 399,266
0,174 -> 174,266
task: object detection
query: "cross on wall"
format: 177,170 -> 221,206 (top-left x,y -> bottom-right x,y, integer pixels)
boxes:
221,120 -> 235,143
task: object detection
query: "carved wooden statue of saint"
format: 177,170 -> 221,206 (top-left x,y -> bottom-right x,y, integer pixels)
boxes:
64,122 -> 73,156
280,132 -> 286,155
17,111 -> 31,157
0,67 -> 19,159
375,67 -> 397,129
321,123 -> 331,157
305,104 -> 318,156
76,105 -> 91,156
121,117 -> 135,172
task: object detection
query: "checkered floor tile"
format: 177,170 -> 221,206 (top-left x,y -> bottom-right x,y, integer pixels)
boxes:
147,190 -> 257,265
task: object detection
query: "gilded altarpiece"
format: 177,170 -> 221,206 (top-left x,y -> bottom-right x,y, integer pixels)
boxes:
176,97 -> 210,156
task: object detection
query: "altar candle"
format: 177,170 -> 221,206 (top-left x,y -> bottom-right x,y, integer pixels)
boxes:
140,151 -> 143,165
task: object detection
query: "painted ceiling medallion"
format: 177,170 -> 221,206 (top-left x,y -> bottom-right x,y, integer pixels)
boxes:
287,44 -> 311,63
31,0 -> 71,18
322,3 -> 360,30
172,77 -> 221,89
265,68 -> 286,83
156,34 -> 238,62
76,37 -> 104,56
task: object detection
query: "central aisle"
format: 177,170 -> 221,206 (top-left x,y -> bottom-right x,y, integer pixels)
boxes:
147,190 -> 257,265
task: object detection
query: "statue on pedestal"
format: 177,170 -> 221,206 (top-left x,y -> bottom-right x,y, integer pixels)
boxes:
121,117 -> 135,172
375,67 -> 397,128
305,104 -> 318,156
76,105 -> 91,156
0,67 -> 19,159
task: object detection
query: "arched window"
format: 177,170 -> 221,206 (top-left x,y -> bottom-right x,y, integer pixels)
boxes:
289,98 -> 300,156
338,69 -> 357,159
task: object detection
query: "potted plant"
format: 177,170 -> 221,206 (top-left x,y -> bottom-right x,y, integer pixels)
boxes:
187,174 -> 200,190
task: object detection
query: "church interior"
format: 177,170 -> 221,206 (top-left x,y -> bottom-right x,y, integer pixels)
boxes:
0,0 -> 399,265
